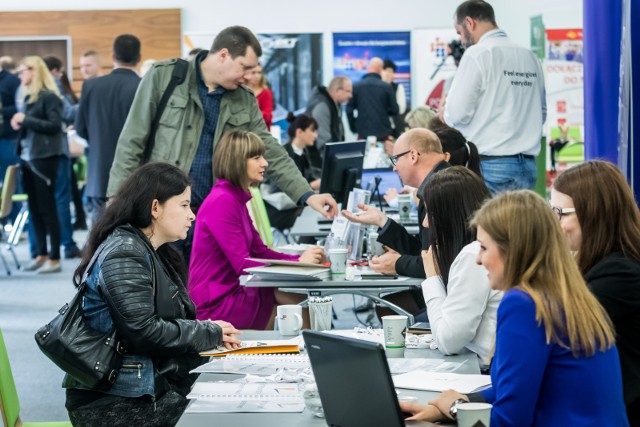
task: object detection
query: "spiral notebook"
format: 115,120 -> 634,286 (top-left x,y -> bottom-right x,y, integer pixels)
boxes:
186,382 -> 304,413
192,354 -> 310,374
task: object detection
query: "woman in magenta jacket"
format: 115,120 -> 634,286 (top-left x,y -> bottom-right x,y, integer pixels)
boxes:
188,130 -> 325,329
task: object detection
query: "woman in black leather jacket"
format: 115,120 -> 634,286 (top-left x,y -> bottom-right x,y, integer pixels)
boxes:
11,56 -> 65,273
65,162 -> 241,427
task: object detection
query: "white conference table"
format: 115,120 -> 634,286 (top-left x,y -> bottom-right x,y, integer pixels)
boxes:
241,274 -> 423,325
177,330 -> 479,427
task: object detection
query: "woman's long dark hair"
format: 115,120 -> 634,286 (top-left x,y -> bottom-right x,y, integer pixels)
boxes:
73,163 -> 191,288
423,166 -> 491,288
428,117 -> 482,177
59,71 -> 78,104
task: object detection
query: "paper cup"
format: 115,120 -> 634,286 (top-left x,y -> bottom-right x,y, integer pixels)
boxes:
457,402 -> 492,427
309,297 -> 333,331
398,194 -> 411,222
381,315 -> 407,358
328,248 -> 348,274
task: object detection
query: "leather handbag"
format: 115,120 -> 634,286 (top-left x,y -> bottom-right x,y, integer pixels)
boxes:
34,248 -> 125,389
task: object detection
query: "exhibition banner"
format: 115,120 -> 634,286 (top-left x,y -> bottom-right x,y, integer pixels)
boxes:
257,33 -> 323,116
545,29 -> 584,140
410,28 -> 459,110
333,32 -> 411,106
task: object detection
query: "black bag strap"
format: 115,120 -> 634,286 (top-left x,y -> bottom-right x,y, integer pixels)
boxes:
142,58 -> 190,164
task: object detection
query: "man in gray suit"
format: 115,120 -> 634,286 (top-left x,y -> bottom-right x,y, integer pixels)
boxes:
75,34 -> 141,225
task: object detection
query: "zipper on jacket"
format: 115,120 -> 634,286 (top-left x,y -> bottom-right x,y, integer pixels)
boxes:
122,363 -> 143,379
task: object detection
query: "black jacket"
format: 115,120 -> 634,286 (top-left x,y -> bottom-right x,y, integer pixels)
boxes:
17,90 -> 65,160
346,73 -> 398,140
306,85 -> 344,144
377,160 -> 451,278
0,70 -> 20,139
283,142 -> 321,184
80,225 -> 222,397
75,69 -> 141,198
585,252 -> 640,408
97,225 -> 221,352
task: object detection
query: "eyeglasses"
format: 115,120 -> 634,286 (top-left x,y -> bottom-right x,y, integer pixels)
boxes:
550,205 -> 576,220
389,150 -> 411,166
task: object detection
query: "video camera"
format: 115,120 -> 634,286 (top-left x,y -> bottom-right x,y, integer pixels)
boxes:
449,39 -> 465,63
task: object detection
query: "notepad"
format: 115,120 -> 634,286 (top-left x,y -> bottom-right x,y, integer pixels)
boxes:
392,370 -> 492,394
200,339 -> 301,357
186,382 -> 304,413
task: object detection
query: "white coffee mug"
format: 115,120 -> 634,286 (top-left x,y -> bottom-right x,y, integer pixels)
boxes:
381,315 -> 407,358
276,305 -> 303,336
328,248 -> 348,274
457,402 -> 492,427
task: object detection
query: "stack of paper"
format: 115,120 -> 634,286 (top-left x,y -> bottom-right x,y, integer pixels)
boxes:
393,370 -> 492,394
200,339 -> 301,357
245,258 -> 330,281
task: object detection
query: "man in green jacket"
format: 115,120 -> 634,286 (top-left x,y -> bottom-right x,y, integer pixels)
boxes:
108,26 -> 337,238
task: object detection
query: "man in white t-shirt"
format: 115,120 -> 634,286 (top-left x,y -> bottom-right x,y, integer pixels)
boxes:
441,0 -> 546,193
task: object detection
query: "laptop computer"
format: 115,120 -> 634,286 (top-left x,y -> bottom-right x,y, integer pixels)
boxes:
302,330 -> 433,427
360,168 -> 403,203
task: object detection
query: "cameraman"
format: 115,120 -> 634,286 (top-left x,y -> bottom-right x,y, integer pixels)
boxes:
440,39 -> 466,107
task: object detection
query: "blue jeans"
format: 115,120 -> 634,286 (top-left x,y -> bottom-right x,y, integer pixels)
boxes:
480,157 -> 537,194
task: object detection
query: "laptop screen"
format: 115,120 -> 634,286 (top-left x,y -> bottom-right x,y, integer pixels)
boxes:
360,168 -> 403,198
303,330 -> 407,427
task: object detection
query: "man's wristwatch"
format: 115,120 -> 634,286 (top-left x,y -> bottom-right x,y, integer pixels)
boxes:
449,398 -> 468,419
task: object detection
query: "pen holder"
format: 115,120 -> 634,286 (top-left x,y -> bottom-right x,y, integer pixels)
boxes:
309,297 -> 333,331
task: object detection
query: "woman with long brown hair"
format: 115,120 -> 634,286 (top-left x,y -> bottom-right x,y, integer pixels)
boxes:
402,190 -> 628,426
552,160 -> 640,425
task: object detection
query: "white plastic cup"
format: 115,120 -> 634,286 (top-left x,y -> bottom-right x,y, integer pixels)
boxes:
381,315 -> 407,358
398,194 -> 411,223
276,305 -> 303,336
328,248 -> 348,274
366,135 -> 378,148
368,232 -> 384,258
457,402 -> 492,427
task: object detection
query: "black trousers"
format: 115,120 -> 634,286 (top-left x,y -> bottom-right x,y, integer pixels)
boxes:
22,157 -> 61,260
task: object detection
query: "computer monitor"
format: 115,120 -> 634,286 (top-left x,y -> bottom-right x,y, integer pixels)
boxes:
320,141 -> 366,207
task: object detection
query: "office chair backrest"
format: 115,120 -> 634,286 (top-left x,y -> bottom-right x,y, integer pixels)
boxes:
0,165 -> 18,220
248,187 -> 274,248
0,328 -> 21,427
